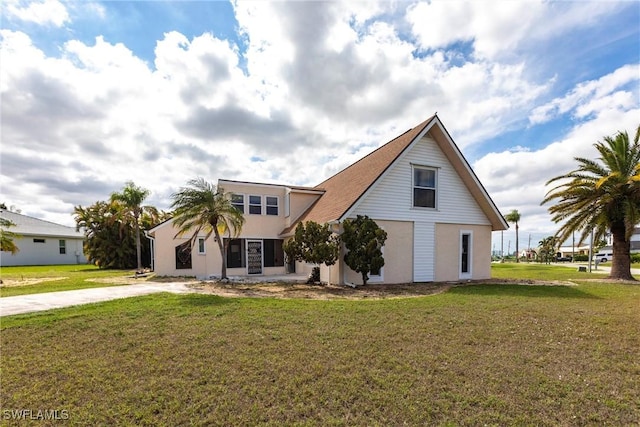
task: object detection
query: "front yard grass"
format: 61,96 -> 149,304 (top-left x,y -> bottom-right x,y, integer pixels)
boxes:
0,265 -> 137,297
1,264 -> 639,426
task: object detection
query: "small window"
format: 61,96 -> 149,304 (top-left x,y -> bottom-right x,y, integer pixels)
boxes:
197,238 -> 206,254
249,195 -> 262,215
59,239 -> 66,254
413,166 -> 436,208
231,194 -> 244,213
33,238 -> 45,243
266,196 -> 278,216
175,242 -> 192,270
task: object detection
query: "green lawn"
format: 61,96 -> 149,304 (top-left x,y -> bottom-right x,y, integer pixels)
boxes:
1,264 -> 639,425
0,265 -> 137,297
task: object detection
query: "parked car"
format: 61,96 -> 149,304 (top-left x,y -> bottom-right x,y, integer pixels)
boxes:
593,251 -> 613,263
556,256 -> 573,262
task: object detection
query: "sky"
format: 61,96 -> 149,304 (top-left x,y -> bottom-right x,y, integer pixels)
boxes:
1,0 -> 639,254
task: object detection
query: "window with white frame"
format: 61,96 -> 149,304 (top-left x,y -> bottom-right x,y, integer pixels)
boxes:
231,194 -> 244,213
460,231 -> 472,278
197,238 -> 206,254
249,195 -> 262,215
413,166 -> 437,208
266,196 -> 278,216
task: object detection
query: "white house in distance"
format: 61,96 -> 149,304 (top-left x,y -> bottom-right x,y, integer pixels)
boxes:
149,115 -> 508,284
0,210 -> 87,266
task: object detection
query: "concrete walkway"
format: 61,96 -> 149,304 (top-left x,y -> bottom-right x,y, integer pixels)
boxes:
0,282 -> 199,317
550,262 -> 640,276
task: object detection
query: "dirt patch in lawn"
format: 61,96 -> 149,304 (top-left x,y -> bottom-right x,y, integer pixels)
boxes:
0,277 -> 67,287
188,278 -> 579,300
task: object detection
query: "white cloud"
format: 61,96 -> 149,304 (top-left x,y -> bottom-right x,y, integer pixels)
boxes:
0,1 -> 637,230
5,0 -> 70,27
477,103 -> 640,245
529,64 -> 640,124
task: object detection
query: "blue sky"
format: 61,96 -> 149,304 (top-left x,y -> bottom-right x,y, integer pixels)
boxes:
1,0 -> 639,253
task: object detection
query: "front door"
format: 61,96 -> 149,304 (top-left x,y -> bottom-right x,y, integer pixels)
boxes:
247,240 -> 263,275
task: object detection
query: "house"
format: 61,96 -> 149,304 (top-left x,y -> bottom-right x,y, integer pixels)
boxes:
149,115 -> 508,284
0,210 -> 87,266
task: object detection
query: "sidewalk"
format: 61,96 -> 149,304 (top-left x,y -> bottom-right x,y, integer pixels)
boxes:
0,282 -> 199,317
551,262 -> 640,276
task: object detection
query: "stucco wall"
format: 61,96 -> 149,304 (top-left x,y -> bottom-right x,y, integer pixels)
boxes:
434,223 -> 492,281
342,219 -> 414,285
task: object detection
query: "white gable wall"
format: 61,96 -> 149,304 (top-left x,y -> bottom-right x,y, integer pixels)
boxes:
350,135 -> 491,282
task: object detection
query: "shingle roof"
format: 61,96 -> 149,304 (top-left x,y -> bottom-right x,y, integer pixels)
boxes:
281,114 -> 508,235
0,210 -> 83,238
283,116 -> 436,232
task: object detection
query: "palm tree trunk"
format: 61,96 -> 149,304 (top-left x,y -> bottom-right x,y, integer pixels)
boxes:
213,226 -> 227,279
134,218 -> 142,272
515,223 -> 519,263
610,223 -> 634,280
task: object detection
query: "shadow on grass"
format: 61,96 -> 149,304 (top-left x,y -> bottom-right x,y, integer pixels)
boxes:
448,284 -> 600,299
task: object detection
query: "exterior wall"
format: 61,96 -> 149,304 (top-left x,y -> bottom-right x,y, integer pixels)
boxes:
434,223 -> 492,281
151,222 -> 221,278
286,191 -> 322,228
351,135 -> 492,283
342,219 -> 413,285
218,182 -> 288,238
1,235 -> 87,266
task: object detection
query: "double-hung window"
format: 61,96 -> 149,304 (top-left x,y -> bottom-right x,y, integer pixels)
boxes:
413,166 -> 437,208
266,196 -> 278,216
231,194 -> 244,213
249,195 -> 262,215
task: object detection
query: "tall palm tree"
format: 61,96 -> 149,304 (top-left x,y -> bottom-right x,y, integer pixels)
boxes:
170,178 -> 245,280
542,125 -> 640,280
111,181 -> 150,272
504,209 -> 521,262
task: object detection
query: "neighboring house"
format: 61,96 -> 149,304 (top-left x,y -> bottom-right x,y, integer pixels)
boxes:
149,115 -> 508,284
0,210 -> 87,266
557,226 -> 640,259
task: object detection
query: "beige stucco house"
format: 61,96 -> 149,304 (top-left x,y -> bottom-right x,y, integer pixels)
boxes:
149,115 -> 508,284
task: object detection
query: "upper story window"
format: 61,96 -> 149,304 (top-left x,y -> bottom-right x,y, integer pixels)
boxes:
231,194 -> 244,213
413,166 -> 437,209
249,195 -> 262,215
266,196 -> 278,216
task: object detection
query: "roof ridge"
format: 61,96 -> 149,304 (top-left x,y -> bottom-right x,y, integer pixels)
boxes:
0,209 -> 77,229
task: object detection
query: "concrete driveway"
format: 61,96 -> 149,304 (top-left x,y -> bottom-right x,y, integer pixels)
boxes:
0,282 -> 199,317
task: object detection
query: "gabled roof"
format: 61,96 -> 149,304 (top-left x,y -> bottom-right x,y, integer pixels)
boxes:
0,210 -> 83,238
282,114 -> 507,234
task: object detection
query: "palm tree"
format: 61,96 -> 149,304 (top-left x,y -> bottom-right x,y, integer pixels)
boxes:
170,178 -> 245,280
0,218 -> 20,254
504,209 -> 521,262
111,181 -> 150,272
542,125 -> 640,280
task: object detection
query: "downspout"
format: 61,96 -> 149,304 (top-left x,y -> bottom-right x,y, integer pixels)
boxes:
144,230 -> 155,272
